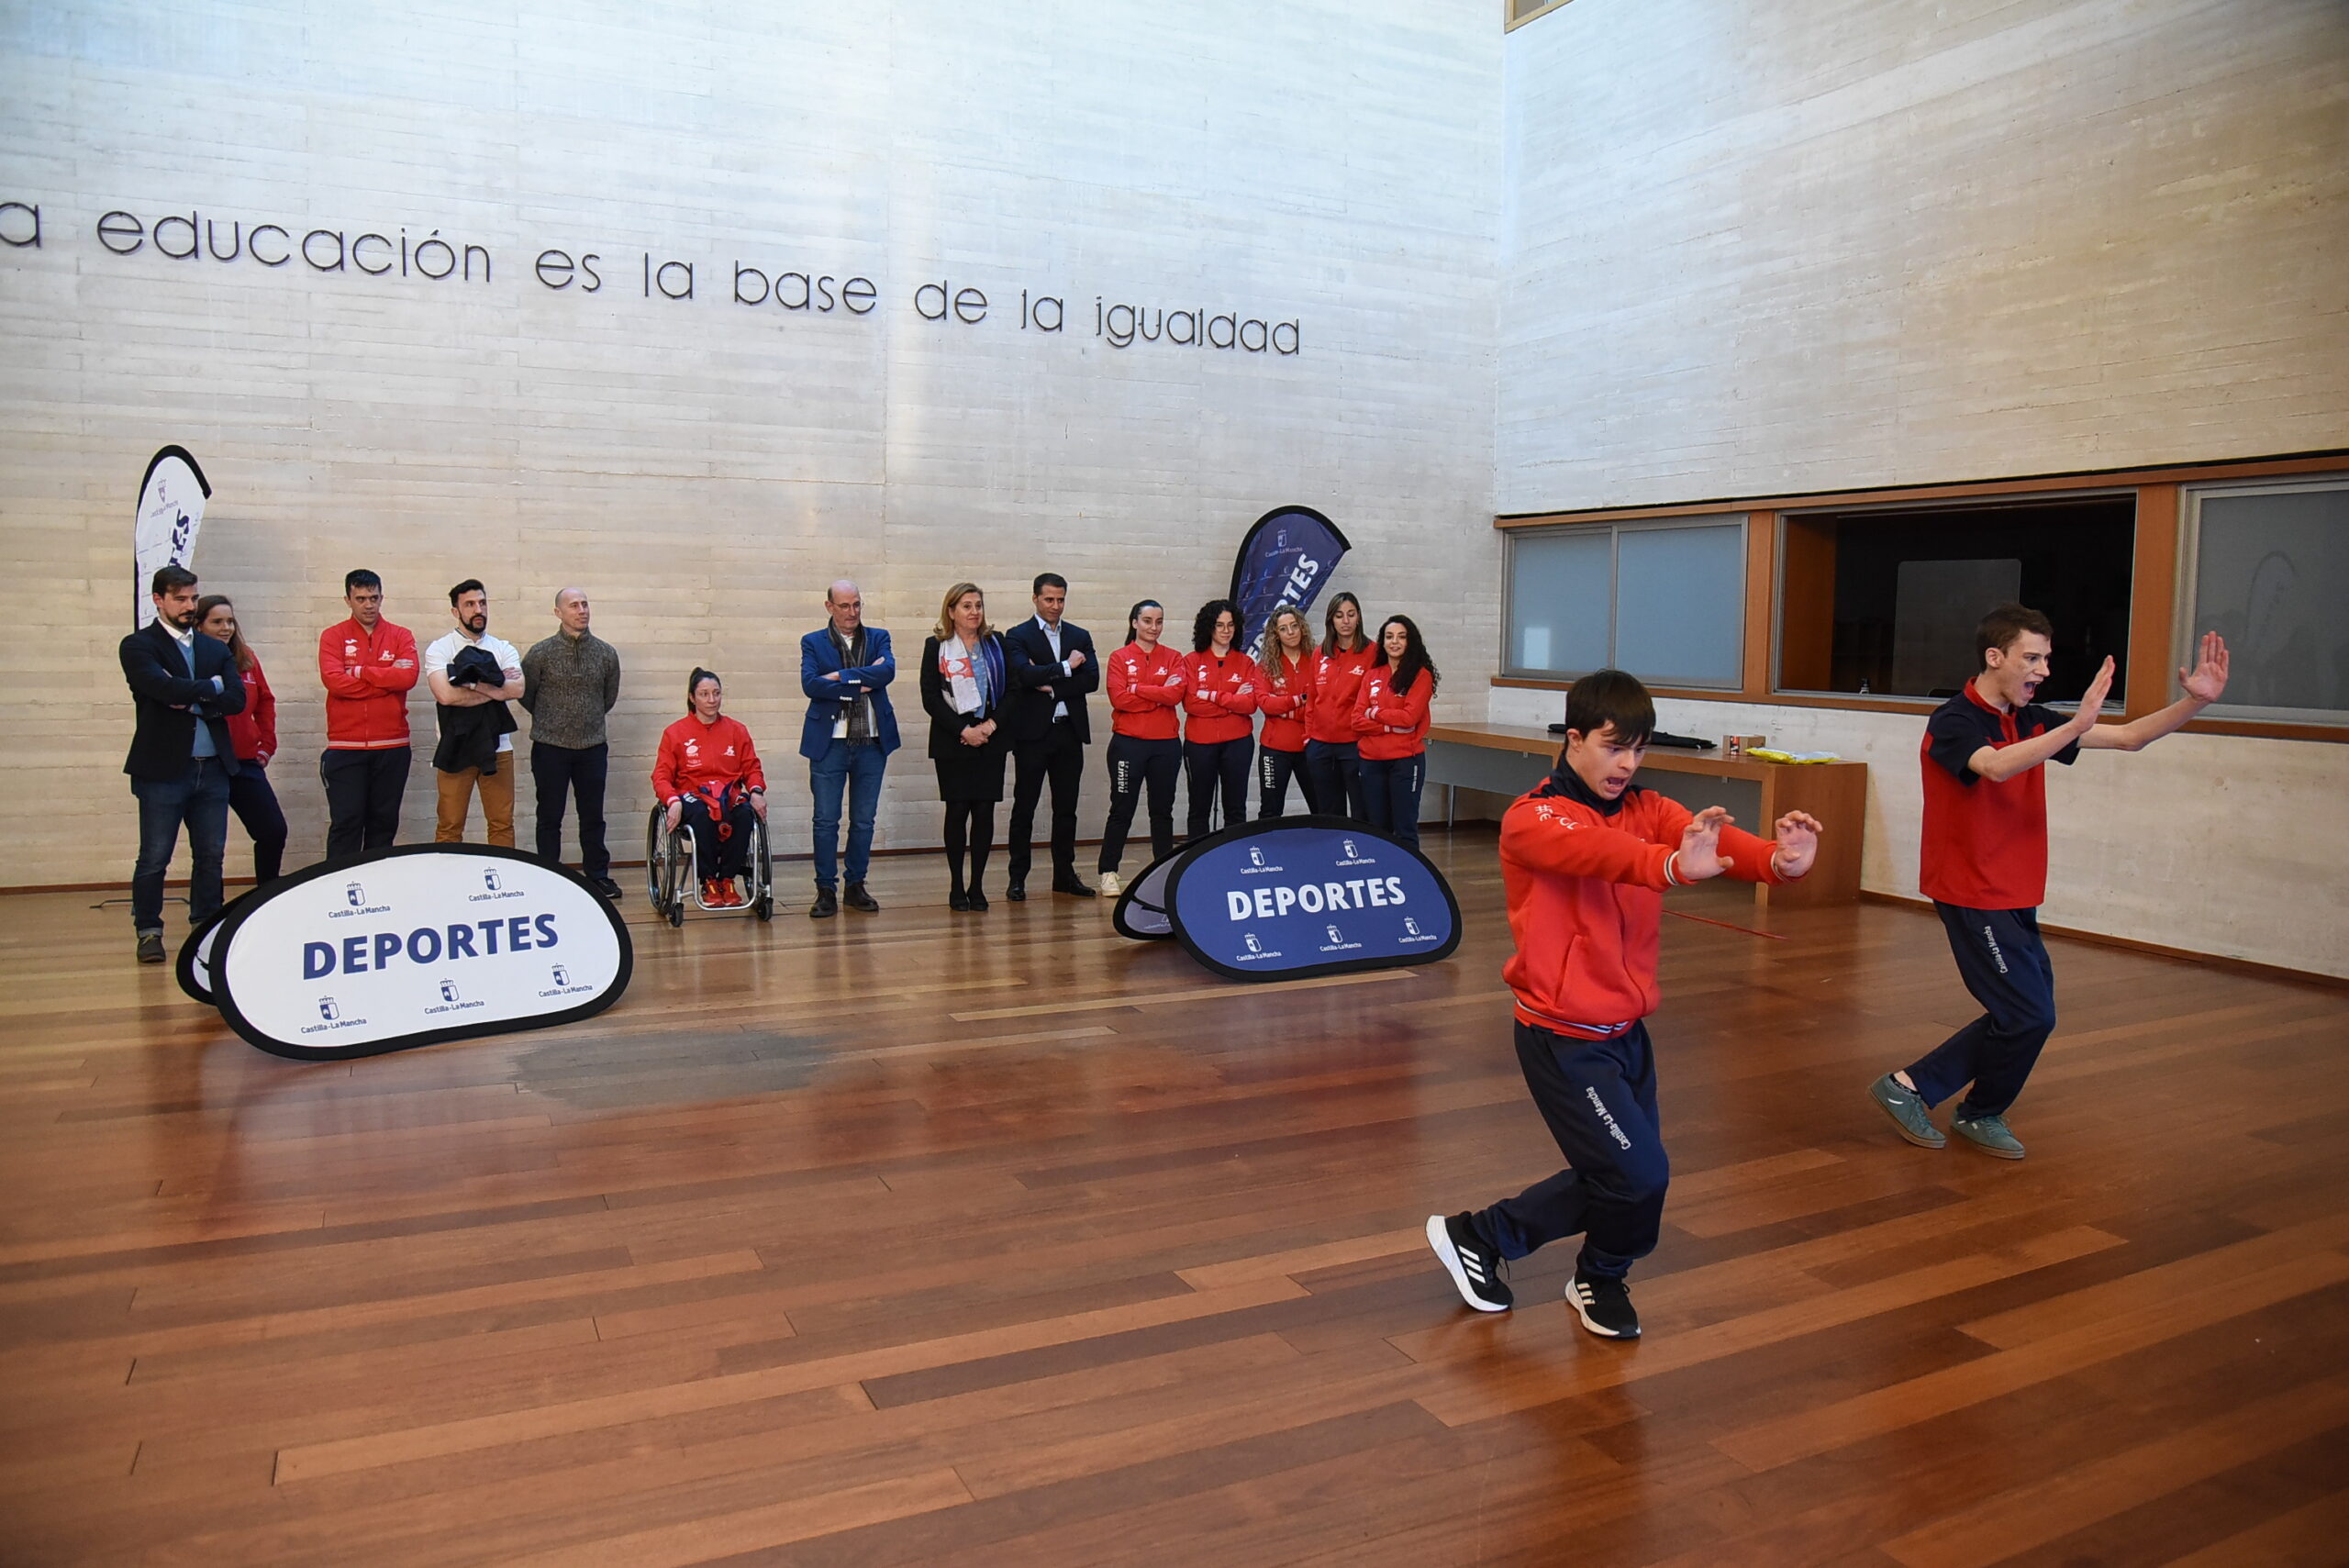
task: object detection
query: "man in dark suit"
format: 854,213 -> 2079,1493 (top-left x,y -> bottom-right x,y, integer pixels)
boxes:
799,580 -> 900,918
119,564 -> 246,963
1002,573 -> 1100,899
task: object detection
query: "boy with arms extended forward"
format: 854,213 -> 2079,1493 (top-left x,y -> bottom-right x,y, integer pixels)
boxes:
1428,670 -> 1820,1338
1869,606 -> 2230,1160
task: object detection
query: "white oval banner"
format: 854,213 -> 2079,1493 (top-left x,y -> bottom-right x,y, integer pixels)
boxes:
210,844 -> 633,1061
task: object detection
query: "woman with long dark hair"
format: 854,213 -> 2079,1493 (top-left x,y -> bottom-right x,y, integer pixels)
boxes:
1252,604 -> 1321,817
1305,591 -> 1372,820
919,582 -> 1009,910
1180,598 -> 1260,840
1097,598 -> 1186,895
1353,615 -> 1437,846
195,595 -> 289,885
651,669 -> 767,906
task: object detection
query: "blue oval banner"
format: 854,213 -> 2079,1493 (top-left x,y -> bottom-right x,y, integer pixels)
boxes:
1160,816 -> 1459,981
207,844 -> 634,1061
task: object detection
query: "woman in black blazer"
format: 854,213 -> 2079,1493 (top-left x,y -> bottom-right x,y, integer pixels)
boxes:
918,582 -> 1009,910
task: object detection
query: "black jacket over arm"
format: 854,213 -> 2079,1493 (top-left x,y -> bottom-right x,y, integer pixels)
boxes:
1000,617 -> 1099,745
120,620 -> 244,781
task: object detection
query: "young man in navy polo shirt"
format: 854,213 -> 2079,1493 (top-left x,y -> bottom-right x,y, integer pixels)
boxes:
1869,605 -> 2230,1160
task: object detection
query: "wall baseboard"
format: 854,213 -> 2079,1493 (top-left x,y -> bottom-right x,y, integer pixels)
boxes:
1855,890 -> 2347,992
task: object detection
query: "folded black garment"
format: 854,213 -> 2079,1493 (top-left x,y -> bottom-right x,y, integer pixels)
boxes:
1545,724 -> 1715,750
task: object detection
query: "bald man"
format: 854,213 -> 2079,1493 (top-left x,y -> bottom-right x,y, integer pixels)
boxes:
800,580 -> 899,917
520,587 -> 624,896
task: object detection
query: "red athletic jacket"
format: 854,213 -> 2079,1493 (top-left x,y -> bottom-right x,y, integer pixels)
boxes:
1182,649 -> 1261,744
318,617 -> 419,750
1500,770 -> 1790,1039
223,658 -> 277,763
1107,641 -> 1186,740
1307,644 -> 1374,745
652,714 -> 766,810
1353,665 -> 1431,760
1256,649 -> 1319,752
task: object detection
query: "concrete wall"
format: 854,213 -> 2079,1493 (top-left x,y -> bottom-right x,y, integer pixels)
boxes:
0,0 -> 1502,890
1492,0 -> 2349,977
1497,0 -> 2349,509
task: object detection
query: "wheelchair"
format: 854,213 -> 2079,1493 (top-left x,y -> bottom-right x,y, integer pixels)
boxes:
645,803 -> 775,926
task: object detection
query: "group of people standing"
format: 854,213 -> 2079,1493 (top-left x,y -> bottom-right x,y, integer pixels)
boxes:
911,579 -> 1441,909
120,565 -> 623,963
117,563 -> 1438,955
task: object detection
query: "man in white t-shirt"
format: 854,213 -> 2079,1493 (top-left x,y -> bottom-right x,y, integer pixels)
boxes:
424,579 -> 526,846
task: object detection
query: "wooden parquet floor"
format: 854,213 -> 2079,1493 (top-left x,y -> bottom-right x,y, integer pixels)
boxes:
2,827 -> 2344,1566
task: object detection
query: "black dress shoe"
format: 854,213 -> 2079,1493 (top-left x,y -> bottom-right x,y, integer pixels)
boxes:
949,891 -> 971,912
1004,881 -> 1026,901
966,887 -> 990,911
1053,878 -> 1097,899
809,886 -> 839,919
136,933 -> 166,965
843,882 -> 880,913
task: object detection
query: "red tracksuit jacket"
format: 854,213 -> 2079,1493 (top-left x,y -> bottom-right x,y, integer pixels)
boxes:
1257,649 -> 1319,752
1500,771 -> 1790,1039
1107,641 -> 1186,740
318,617 -> 419,749
1181,649 -> 1261,744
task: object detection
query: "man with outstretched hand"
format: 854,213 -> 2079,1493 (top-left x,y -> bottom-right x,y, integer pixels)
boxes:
1427,669 -> 1819,1340
1868,606 -> 2230,1161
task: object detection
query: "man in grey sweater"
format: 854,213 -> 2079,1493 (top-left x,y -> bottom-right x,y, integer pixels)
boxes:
520,587 -> 624,896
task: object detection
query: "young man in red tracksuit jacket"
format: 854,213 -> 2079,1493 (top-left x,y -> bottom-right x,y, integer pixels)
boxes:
1427,669 -> 1820,1339
317,568 -> 421,859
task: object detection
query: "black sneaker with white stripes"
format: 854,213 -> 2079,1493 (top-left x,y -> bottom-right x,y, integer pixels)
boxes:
1564,1272 -> 1640,1339
1426,1213 -> 1513,1313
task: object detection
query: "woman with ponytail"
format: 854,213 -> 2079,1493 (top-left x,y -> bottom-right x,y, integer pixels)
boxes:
1097,598 -> 1185,895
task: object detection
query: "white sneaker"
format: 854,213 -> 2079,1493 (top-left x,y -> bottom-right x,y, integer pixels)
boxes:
1098,872 -> 1123,897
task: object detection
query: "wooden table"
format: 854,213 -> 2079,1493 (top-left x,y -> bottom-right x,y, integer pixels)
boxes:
1426,721 -> 1866,908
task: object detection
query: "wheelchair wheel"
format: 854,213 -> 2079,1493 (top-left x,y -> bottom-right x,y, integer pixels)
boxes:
753,893 -> 774,921
644,806 -> 665,908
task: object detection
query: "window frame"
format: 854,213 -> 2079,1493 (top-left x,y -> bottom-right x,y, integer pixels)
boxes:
1501,512 -> 1749,690
1769,487 -> 2137,704
2175,473 -> 2349,729
1491,450 -> 2349,743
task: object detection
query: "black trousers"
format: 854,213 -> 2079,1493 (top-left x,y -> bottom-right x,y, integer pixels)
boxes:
1903,904 -> 2057,1119
228,762 -> 288,884
1304,739 -> 1366,822
1007,722 -> 1085,885
1184,738 -> 1251,840
680,795 -> 755,881
1467,1021 -> 1667,1281
1256,744 -> 1316,818
320,746 -> 410,860
1099,734 -> 1181,873
531,740 -> 611,878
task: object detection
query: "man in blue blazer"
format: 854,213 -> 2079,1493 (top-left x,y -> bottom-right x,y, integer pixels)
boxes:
800,580 -> 899,917
119,564 -> 247,963
1002,573 -> 1101,899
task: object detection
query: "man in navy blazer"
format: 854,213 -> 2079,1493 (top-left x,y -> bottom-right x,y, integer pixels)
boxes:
1002,573 -> 1101,899
119,564 -> 247,963
800,580 -> 899,917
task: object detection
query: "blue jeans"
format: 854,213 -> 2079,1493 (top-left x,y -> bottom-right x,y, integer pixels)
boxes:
130,758 -> 233,934
809,739 -> 886,888
1359,752 -> 1426,846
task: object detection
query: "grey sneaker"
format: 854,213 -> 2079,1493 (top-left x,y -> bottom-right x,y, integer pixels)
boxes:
1868,1073 -> 1945,1149
1952,1113 -> 2026,1160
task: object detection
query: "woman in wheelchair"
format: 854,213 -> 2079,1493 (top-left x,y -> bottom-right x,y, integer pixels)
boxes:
651,668 -> 767,907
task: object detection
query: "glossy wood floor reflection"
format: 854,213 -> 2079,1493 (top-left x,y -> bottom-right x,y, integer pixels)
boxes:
3,829 -> 2345,1567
